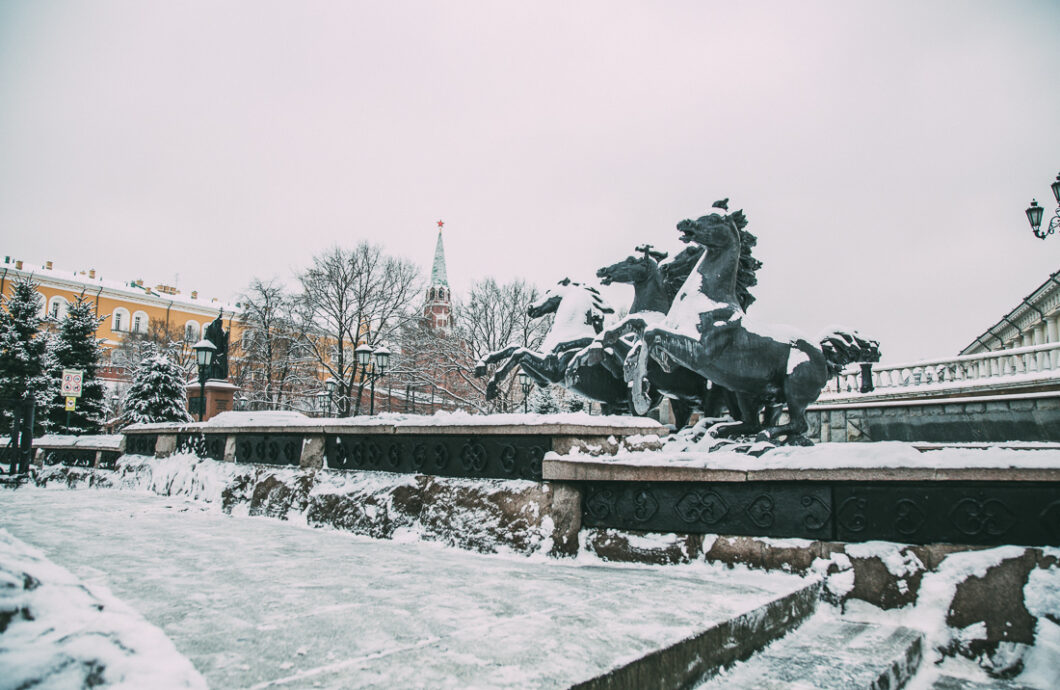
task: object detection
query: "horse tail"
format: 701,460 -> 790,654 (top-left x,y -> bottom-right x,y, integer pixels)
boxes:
818,328 -> 881,377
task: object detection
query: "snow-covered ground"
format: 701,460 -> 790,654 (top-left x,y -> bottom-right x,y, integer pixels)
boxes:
0,528 -> 206,689
0,487 -> 809,689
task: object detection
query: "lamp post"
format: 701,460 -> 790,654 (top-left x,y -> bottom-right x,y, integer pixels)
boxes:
518,370 -> 533,413
355,344 -> 391,415
1025,172 -> 1060,239
325,377 -> 337,418
192,338 -> 216,422
315,390 -> 328,417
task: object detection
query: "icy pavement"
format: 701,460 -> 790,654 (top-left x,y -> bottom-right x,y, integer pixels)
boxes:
0,487 -> 810,689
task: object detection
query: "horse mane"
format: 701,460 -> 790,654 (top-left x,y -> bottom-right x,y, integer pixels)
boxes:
659,245 -> 705,303
662,202 -> 763,310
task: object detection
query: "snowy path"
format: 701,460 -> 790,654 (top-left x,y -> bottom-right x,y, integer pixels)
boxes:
0,487 -> 809,689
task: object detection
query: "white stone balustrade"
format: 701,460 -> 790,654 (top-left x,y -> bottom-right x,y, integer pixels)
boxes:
821,342 -> 1060,399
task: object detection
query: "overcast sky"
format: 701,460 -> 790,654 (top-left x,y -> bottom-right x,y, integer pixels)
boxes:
1,1 -> 1058,362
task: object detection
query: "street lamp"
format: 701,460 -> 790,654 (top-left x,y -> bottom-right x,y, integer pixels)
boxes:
192,338 -> 216,422
518,370 -> 533,413
324,377 -> 337,417
355,344 -> 391,415
1025,172 -> 1060,239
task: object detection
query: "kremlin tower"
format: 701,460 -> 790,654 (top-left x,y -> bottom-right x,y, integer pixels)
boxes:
424,220 -> 452,331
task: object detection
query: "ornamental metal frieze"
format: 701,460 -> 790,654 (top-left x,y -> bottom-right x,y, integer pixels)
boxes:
581,482 -> 833,540
177,433 -> 226,461
125,434 -> 157,457
42,449 -> 96,468
832,484 -> 1058,546
234,434 -> 302,466
325,434 -> 548,481
580,481 -> 1060,546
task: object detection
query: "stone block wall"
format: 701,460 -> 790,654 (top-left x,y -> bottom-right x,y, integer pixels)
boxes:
806,394 -> 1060,443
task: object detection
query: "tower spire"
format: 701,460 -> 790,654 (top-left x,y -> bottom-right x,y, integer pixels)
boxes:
431,220 -> 449,287
425,220 -> 451,330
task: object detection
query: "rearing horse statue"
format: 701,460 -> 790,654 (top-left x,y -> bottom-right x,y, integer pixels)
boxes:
640,202 -> 879,444
475,279 -> 630,409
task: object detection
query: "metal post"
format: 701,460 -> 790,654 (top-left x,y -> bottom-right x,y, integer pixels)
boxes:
17,399 -> 34,474
198,371 -> 206,422
370,374 -> 376,415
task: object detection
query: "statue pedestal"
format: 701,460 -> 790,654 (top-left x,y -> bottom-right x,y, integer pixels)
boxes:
186,379 -> 240,421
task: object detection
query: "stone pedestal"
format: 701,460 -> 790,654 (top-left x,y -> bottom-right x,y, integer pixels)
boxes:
185,379 -> 239,422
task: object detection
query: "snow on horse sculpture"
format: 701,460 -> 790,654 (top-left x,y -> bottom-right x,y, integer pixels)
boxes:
572,244 -> 722,428
474,279 -> 630,410
637,200 -> 879,444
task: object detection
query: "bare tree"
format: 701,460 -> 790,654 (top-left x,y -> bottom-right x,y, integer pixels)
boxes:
298,243 -> 422,416
235,278 -> 315,411
111,320 -> 195,376
398,278 -> 550,413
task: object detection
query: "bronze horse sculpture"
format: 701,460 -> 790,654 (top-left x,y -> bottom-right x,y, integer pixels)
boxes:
634,202 -> 879,444
474,279 -> 631,411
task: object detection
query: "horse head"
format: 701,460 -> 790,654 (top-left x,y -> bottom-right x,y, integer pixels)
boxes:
528,290 -> 563,319
596,245 -> 668,287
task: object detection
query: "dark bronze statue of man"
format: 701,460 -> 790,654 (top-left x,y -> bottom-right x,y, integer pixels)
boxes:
203,311 -> 229,380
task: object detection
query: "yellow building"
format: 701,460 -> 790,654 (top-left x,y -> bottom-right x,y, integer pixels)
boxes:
0,256 -> 242,369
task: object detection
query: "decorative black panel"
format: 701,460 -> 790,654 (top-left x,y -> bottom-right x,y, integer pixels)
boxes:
97,451 -> 121,470
833,483 -> 1060,546
176,433 -> 226,461
42,449 -> 97,468
234,434 -> 302,466
326,434 -> 548,481
124,434 -> 157,456
582,482 -> 833,540
579,480 -> 1060,547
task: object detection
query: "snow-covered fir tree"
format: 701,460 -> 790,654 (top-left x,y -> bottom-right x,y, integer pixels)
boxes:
121,350 -> 193,425
527,385 -> 560,414
45,297 -> 107,434
0,277 -> 51,433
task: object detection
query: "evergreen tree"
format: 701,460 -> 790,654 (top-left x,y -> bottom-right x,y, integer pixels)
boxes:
528,385 -> 560,414
0,277 -> 50,434
122,351 -> 193,425
46,297 -> 107,434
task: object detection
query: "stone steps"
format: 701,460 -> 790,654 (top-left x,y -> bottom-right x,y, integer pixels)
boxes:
931,676 -> 1038,690
572,580 -> 822,690
694,617 -> 923,690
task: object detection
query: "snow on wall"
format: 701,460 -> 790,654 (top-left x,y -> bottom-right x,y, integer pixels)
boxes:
44,454 -> 570,558
0,529 -> 206,690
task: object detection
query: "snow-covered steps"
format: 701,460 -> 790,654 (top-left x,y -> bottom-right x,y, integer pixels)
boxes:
930,677 -> 1038,689
696,617 -> 923,689
575,579 -> 821,689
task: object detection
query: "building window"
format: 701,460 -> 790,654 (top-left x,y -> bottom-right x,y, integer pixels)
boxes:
48,296 -> 69,320
112,308 -> 130,332
185,321 -> 200,341
132,311 -> 149,334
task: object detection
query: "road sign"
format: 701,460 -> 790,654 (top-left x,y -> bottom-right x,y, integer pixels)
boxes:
65,397 -> 77,411
61,369 -> 84,397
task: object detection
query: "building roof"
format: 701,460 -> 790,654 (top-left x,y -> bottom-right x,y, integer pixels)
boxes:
0,257 -> 240,316
960,269 -> 1060,354
431,229 -> 448,287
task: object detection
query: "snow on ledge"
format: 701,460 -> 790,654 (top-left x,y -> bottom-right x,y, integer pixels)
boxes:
125,411 -> 667,435
546,441 -> 1060,473
0,529 -> 206,689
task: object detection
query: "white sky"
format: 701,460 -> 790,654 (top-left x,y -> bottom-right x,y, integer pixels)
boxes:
1,1 -> 1058,362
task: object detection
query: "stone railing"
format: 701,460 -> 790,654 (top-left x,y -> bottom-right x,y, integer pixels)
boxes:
121,414 -> 668,482
821,342 -> 1060,401
34,435 -> 125,470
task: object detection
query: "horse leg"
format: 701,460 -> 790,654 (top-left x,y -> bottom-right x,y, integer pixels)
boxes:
670,399 -> 693,430
486,350 -> 560,400
475,345 -> 521,376
758,350 -> 827,444
712,394 -> 764,438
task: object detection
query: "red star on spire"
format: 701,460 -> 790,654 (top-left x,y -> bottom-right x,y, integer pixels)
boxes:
437,219 -> 444,230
